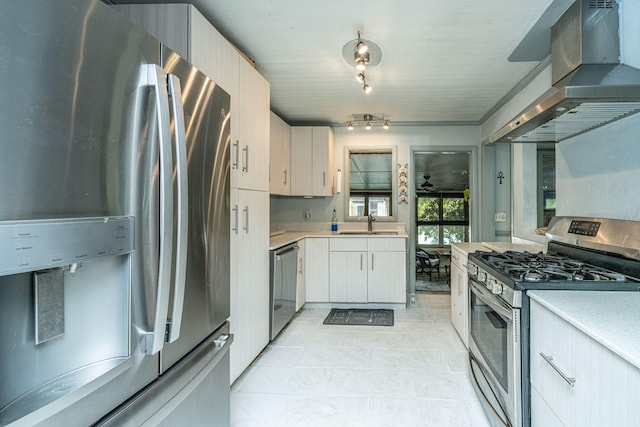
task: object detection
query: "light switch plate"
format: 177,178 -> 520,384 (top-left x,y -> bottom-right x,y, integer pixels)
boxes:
495,212 -> 507,222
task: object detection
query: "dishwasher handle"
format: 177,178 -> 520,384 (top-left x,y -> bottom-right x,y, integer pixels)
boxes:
275,244 -> 298,256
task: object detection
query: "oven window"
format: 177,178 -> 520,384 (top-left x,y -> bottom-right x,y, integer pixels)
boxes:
470,288 -> 508,391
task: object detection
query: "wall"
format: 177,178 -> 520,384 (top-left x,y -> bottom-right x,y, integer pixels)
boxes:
556,112 -> 640,221
271,125 -> 482,239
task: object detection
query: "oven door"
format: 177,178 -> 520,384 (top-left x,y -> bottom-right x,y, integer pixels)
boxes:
468,279 -> 521,427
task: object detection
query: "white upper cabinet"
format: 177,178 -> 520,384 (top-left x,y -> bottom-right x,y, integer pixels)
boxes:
235,59 -> 270,191
290,126 -> 334,197
269,112 -> 291,195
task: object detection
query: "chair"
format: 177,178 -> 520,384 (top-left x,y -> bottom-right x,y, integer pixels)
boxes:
416,248 -> 440,280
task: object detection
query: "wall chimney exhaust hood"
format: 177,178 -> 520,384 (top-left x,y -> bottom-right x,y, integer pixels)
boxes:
486,0 -> 640,144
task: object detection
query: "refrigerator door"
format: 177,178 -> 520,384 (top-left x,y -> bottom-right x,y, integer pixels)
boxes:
0,1 -> 174,425
160,47 -> 232,372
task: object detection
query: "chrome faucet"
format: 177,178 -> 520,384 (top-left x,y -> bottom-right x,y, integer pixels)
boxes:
368,214 -> 376,232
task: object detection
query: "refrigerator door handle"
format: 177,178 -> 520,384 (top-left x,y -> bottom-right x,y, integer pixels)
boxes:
140,64 -> 174,355
166,74 -> 188,343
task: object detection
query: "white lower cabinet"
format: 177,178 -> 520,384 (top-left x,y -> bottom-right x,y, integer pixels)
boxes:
327,237 -> 406,304
449,244 -> 475,347
229,189 -> 269,384
304,238 -> 330,302
530,298 -> 640,427
367,238 -> 406,303
329,238 -> 368,303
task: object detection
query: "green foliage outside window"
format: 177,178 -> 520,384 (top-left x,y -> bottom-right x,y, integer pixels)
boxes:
417,193 -> 468,245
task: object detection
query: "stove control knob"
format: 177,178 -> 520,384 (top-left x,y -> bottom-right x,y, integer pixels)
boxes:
477,271 -> 487,282
467,264 -> 478,276
486,277 -> 496,290
491,282 -> 504,295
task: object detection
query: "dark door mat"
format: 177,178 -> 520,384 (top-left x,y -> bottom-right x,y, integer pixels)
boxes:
323,308 -> 394,326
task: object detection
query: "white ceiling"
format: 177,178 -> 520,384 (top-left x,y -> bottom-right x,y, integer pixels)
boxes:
112,0 -> 563,126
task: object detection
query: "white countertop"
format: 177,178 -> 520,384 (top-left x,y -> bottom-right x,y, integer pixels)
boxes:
529,290 -> 640,370
269,230 -> 408,250
450,242 -> 491,255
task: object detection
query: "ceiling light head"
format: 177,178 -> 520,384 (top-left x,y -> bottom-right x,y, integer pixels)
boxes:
342,35 -> 382,68
365,121 -> 371,130
356,72 -> 365,83
363,83 -> 372,94
356,41 -> 368,55
383,120 -> 390,129
354,52 -> 369,71
347,121 -> 354,130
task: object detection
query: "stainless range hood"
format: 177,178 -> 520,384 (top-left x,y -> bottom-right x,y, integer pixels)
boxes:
487,0 -> 640,144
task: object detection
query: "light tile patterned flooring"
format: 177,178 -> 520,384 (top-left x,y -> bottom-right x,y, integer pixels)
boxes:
230,293 -> 491,427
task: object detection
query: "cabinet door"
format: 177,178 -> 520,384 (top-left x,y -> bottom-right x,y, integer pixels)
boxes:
290,127 -> 313,195
236,61 -> 270,192
230,189 -> 269,383
269,112 -> 291,195
304,238 -> 329,302
367,251 -> 406,303
329,251 -> 368,303
450,262 -> 468,347
311,127 -> 334,196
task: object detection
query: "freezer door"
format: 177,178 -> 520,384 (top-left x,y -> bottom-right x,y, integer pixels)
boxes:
160,47 -> 232,372
96,324 -> 233,426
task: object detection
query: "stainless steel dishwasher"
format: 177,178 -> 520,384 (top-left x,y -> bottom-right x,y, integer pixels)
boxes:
269,243 -> 299,340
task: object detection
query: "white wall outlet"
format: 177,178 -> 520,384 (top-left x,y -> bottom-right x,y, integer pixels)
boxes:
494,212 -> 507,222
303,209 -> 311,219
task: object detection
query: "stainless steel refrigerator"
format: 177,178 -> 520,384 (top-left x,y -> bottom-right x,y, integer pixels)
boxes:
0,0 -> 232,425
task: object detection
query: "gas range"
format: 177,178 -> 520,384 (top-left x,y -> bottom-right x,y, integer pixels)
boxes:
467,217 -> 640,427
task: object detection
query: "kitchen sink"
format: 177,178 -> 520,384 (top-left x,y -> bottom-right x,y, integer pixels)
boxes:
337,231 -> 398,235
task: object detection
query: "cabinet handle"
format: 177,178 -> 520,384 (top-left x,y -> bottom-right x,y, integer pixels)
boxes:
232,140 -> 239,170
232,205 -> 239,234
283,169 -> 288,185
242,145 -> 249,172
539,352 -> 576,387
243,206 -> 249,233
360,253 -> 363,271
371,253 -> 374,271
298,256 -> 303,274
322,171 -> 326,187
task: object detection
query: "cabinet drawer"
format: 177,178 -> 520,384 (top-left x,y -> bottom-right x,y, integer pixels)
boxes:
330,237 -> 367,251
450,245 -> 467,269
367,237 -> 405,252
530,299 -> 640,427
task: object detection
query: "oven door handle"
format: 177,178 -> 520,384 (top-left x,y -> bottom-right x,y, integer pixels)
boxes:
470,280 -> 513,320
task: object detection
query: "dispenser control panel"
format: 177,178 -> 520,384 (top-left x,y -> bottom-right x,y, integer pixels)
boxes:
0,216 -> 134,275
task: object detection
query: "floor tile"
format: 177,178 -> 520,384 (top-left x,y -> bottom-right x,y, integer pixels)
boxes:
231,292 -> 491,426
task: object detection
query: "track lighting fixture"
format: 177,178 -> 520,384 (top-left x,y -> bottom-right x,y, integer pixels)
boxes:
341,31 -> 382,94
344,114 -> 390,130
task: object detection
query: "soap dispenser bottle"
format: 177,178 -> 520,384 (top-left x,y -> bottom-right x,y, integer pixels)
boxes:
331,209 -> 338,233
